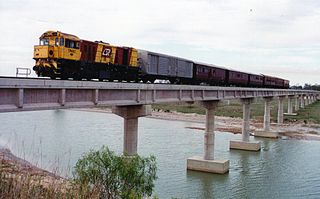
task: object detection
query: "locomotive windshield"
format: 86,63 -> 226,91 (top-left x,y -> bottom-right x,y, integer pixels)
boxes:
39,38 -> 49,46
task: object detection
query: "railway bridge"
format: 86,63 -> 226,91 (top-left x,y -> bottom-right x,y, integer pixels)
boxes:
0,77 -> 319,174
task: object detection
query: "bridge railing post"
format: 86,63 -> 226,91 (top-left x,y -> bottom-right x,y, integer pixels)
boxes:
17,88 -> 24,108
60,89 -> 66,106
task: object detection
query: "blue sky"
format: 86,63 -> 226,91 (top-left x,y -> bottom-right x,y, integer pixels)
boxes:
0,0 -> 319,85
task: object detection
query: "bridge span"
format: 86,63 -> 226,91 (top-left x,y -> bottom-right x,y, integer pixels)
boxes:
0,77 -> 319,174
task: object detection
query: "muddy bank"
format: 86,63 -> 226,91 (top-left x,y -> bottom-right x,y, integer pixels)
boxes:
73,108 -> 320,141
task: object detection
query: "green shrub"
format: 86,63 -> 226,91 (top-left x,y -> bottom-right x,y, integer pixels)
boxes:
73,146 -> 157,199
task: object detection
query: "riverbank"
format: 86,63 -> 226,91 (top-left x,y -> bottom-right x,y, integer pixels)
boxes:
73,104 -> 320,141
0,148 -> 71,198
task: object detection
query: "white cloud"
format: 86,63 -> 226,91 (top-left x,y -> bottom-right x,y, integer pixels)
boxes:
0,0 -> 319,85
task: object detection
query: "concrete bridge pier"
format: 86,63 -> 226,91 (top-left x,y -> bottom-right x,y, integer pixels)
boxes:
294,95 -> 300,112
305,96 -> 309,106
187,101 -> 229,174
112,105 -> 151,156
230,98 -> 261,151
284,96 -> 297,116
310,95 -> 313,104
277,96 -> 285,125
254,97 -> 278,138
300,95 -> 305,108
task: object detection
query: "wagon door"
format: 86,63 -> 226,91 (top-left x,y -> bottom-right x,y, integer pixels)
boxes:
177,60 -> 192,78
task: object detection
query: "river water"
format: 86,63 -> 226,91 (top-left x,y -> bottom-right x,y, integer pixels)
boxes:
0,110 -> 320,198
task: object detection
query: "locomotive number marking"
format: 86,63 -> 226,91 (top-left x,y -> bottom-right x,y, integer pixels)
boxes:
102,47 -> 112,57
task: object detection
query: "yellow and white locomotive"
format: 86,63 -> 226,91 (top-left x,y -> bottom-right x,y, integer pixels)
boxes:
33,31 -> 138,81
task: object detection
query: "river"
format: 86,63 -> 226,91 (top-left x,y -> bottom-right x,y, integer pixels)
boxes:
0,110 -> 320,198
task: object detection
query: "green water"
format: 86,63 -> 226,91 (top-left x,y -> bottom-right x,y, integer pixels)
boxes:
0,110 -> 319,198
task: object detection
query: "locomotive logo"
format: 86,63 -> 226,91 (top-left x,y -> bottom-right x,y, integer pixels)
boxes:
102,47 -> 112,57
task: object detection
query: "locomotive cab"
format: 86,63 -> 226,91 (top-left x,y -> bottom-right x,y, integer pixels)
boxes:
33,31 -> 81,78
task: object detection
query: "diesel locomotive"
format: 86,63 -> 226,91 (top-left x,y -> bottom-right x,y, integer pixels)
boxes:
33,31 -> 289,88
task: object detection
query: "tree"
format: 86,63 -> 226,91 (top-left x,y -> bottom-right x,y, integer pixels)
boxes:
73,146 -> 157,199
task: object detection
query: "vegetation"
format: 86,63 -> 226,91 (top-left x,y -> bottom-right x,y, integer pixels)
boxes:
285,101 -> 320,123
0,146 -> 157,199
152,99 -> 320,123
291,83 -> 320,91
74,146 -> 157,199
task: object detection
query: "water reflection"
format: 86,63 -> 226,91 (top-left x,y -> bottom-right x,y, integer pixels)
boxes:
187,170 -> 228,198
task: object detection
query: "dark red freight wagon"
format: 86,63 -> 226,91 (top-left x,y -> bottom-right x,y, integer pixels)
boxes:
227,70 -> 249,86
193,62 -> 227,85
248,73 -> 264,87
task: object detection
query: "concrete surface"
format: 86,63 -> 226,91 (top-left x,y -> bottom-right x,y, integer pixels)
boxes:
229,140 -> 261,151
254,131 -> 279,139
187,156 -> 229,174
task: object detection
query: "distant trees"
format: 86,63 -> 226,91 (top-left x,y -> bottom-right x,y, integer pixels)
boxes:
73,146 -> 157,199
291,84 -> 320,91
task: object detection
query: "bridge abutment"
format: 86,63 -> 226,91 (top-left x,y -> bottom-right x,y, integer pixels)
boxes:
230,98 -> 261,151
112,105 -> 151,156
187,100 -> 229,174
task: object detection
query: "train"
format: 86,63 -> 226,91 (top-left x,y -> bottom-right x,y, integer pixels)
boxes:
33,31 -> 290,88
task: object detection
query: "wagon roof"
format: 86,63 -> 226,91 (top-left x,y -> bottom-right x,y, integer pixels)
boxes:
193,61 -> 228,70
137,49 -> 193,62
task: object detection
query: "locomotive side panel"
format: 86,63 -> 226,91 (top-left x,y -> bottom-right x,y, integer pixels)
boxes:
80,40 -> 98,63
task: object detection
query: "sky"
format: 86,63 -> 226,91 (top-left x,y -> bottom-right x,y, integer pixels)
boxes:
0,0 -> 319,85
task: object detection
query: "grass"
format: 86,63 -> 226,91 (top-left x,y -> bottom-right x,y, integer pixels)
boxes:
152,99 -> 320,124
0,170 -> 99,199
285,101 -> 320,123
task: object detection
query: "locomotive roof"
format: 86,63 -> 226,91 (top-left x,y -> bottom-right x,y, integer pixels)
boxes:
40,31 -> 80,41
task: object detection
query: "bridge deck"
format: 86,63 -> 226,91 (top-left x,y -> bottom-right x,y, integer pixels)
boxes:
0,77 -> 318,112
